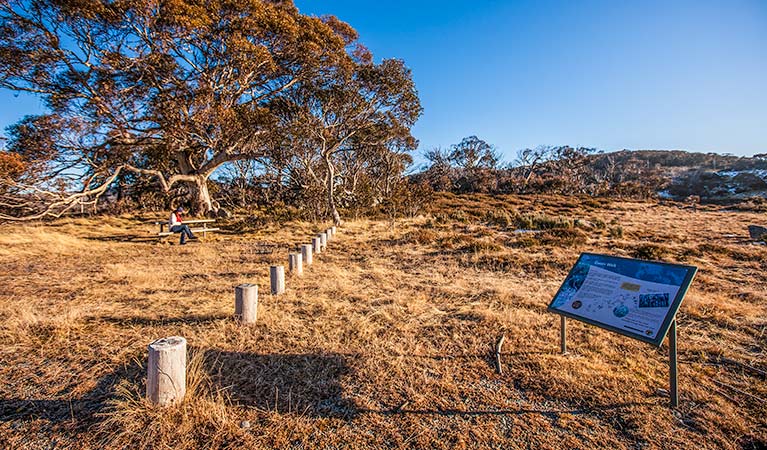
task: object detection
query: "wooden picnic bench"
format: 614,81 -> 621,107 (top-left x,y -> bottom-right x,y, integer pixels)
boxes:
154,219 -> 221,239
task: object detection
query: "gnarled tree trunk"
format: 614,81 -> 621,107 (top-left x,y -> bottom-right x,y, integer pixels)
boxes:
186,175 -> 214,216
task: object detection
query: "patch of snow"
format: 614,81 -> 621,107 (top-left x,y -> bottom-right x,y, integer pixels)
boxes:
717,169 -> 767,179
513,229 -> 543,234
658,190 -> 673,199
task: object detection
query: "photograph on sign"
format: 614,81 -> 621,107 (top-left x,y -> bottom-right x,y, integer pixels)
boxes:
548,253 -> 697,346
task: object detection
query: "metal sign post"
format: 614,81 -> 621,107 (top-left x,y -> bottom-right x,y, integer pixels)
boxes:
560,316 -> 567,355
669,320 -> 678,407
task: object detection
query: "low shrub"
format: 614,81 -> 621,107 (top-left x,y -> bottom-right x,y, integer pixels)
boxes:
592,218 -> 607,229
447,210 -> 470,223
402,229 -> 439,245
608,226 -> 624,238
508,228 -> 587,248
538,228 -> 588,247
482,209 -> 514,228
459,238 -> 504,253
697,243 -> 731,256
471,254 -> 517,272
631,243 -> 669,260
514,213 -> 573,230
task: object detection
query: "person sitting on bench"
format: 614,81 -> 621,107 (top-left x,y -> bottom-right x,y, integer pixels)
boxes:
169,207 -> 197,245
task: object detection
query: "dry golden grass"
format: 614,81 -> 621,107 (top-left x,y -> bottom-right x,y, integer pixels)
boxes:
0,194 -> 765,449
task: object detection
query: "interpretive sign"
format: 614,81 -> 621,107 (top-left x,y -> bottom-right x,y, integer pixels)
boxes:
547,253 -> 697,347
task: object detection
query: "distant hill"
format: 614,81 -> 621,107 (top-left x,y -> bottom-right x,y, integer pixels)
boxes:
590,150 -> 767,202
595,149 -> 767,171
413,148 -> 767,203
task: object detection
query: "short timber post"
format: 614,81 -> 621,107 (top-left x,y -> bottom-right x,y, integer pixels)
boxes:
270,265 -> 285,295
331,226 -> 337,235
312,237 -> 322,254
669,320 -> 679,407
301,244 -> 313,265
234,284 -> 258,324
146,336 -> 187,406
560,316 -> 567,355
289,253 -> 303,276
325,228 -> 332,241
319,232 -> 327,250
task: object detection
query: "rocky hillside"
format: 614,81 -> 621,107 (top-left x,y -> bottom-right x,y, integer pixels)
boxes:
602,150 -> 767,202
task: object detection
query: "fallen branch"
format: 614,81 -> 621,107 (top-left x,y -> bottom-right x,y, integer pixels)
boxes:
495,334 -> 506,375
392,401 -> 410,413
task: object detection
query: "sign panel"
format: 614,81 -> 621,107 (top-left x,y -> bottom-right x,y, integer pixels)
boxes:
547,253 -> 697,346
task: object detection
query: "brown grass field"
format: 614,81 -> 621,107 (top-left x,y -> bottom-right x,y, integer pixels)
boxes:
0,193 -> 765,449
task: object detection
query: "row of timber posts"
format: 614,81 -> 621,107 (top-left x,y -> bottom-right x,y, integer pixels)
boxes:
145,225 -> 339,406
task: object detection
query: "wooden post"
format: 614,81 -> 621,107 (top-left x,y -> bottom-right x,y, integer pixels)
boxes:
312,237 -> 322,254
289,253 -> 303,276
234,284 -> 258,324
146,336 -> 187,406
301,244 -> 313,265
331,226 -> 337,235
319,232 -> 327,250
270,265 -> 285,294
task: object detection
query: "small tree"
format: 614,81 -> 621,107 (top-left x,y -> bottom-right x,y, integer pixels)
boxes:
273,56 -> 421,224
449,136 -> 500,171
420,147 -> 454,191
418,137 -> 499,193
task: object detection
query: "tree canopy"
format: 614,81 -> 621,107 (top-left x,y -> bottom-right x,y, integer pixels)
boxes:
0,0 -> 422,221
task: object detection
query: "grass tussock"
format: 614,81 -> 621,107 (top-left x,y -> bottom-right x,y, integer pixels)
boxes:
0,193 -> 765,449
97,351 -> 245,450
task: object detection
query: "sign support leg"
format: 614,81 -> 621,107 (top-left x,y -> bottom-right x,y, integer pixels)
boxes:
560,316 -> 567,355
669,319 -> 678,408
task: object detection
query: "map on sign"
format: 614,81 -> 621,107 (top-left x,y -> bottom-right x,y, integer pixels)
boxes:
547,253 -> 697,346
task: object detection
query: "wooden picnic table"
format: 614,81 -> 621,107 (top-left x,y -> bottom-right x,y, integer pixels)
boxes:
155,218 -> 220,238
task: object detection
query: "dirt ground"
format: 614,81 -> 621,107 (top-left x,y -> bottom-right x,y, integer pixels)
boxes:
0,194 -> 765,449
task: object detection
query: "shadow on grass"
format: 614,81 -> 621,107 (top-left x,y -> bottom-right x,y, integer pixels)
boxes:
360,401 -> 659,417
0,347 -> 669,430
0,359 -> 144,426
0,349 -> 354,426
98,314 -> 230,327
203,349 -> 357,419
177,272 -> 263,281
83,234 -> 160,243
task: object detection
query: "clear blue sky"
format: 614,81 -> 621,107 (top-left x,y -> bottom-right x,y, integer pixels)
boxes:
296,0 -> 767,163
1,0 -> 765,164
